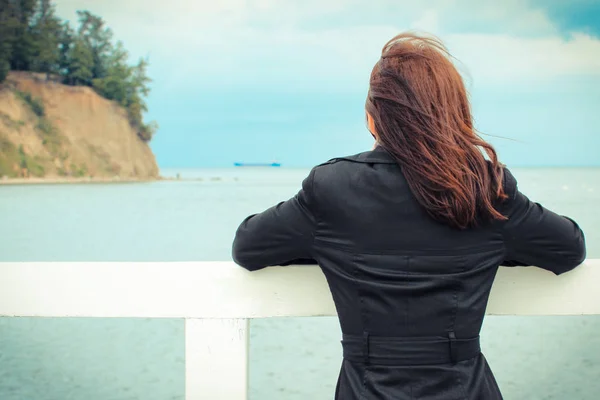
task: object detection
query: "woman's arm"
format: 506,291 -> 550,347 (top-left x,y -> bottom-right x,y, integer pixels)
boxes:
232,169 -> 318,271
501,169 -> 586,275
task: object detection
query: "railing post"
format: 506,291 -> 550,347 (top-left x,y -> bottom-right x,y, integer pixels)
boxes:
185,318 -> 249,400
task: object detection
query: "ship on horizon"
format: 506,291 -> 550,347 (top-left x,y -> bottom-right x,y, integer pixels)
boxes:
234,162 -> 281,167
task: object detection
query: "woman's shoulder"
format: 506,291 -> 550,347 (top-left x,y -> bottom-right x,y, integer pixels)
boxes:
309,150 -> 390,187
306,148 -> 404,198
307,152 -> 368,185
313,147 -> 397,170
313,150 -> 374,169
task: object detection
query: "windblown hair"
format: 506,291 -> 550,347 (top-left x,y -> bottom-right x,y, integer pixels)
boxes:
365,33 -> 507,229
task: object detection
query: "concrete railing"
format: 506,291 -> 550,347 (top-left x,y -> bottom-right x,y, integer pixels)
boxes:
0,260 -> 599,399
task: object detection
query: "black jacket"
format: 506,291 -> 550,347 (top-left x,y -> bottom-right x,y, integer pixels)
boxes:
232,146 -> 586,399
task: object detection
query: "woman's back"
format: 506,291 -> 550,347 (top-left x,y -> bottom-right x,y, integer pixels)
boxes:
233,146 -> 585,399
310,147 -> 506,339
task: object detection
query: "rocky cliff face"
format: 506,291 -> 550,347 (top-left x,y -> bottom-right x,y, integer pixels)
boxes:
0,72 -> 158,179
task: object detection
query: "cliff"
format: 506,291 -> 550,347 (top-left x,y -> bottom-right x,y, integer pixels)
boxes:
0,71 -> 159,180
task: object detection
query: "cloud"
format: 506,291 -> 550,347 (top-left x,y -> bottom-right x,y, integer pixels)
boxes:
409,0 -> 556,36
528,0 -> 600,37
55,0 -> 600,93
446,32 -> 600,87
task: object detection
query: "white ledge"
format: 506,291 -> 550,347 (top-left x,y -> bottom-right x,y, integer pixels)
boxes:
0,260 -> 598,319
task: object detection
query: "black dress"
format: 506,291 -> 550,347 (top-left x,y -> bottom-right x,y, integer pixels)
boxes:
232,146 -> 586,399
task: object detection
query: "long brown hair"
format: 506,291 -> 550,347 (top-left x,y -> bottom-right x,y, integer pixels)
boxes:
365,32 -> 507,229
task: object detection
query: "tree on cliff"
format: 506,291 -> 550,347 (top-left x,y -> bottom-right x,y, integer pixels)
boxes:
57,21 -> 74,76
0,0 -> 157,142
65,38 -> 94,86
76,10 -> 113,82
92,43 -> 155,138
0,0 -> 60,73
29,0 -> 63,75
0,0 -> 36,71
0,6 -> 11,82
0,0 -> 15,79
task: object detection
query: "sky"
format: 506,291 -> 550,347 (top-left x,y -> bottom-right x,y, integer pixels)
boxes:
54,0 -> 600,168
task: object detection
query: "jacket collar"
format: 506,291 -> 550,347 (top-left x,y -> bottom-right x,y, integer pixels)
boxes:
339,145 -> 397,164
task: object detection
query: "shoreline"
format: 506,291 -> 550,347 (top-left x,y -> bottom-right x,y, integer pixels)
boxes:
0,176 -> 169,186
0,176 -> 222,186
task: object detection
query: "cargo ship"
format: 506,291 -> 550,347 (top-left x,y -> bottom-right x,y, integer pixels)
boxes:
233,162 -> 281,167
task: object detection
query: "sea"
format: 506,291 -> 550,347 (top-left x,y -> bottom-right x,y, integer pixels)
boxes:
0,167 -> 599,400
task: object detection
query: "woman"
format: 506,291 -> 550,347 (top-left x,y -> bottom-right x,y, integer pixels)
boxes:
232,33 -> 586,399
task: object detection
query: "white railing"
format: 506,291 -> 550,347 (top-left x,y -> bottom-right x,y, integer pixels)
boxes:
0,260 -> 599,399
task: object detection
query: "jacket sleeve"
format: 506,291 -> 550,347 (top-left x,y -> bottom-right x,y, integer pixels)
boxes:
501,168 -> 586,275
232,168 -> 318,271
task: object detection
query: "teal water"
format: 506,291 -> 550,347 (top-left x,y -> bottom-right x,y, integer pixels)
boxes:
0,167 -> 599,399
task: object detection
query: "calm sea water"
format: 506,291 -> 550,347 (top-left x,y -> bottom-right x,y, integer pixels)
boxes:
0,167 -> 599,400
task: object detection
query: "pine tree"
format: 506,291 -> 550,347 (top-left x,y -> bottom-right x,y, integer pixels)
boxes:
8,0 -> 38,71
0,0 -> 14,82
92,41 -> 131,106
57,22 -> 74,77
30,0 -> 62,76
65,38 -> 93,86
76,10 -> 113,80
